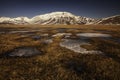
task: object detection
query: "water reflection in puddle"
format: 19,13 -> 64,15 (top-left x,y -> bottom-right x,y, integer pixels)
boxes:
76,33 -> 111,38
8,47 -> 41,57
52,33 -> 72,37
60,39 -> 102,54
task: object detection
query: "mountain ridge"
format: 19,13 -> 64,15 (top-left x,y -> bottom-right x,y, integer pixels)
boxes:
0,12 -> 119,25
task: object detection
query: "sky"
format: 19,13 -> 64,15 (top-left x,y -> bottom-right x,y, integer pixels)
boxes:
0,0 -> 120,18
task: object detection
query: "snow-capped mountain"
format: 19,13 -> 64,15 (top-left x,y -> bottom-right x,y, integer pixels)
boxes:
0,12 -> 119,25
0,17 -> 30,24
30,12 -> 94,25
94,15 -> 120,25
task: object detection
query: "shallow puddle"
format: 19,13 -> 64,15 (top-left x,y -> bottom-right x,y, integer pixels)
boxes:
8,30 -> 42,34
76,33 -> 111,38
8,47 -> 41,57
60,39 -> 102,54
52,33 -> 72,37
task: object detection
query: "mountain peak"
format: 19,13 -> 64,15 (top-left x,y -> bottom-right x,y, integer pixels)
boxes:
31,11 -> 93,25
48,11 -> 74,15
33,11 -> 75,19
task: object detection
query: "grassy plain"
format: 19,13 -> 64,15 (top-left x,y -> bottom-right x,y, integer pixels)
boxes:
0,24 -> 120,80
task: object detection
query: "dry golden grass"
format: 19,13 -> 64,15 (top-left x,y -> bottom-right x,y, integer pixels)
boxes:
0,24 -> 120,80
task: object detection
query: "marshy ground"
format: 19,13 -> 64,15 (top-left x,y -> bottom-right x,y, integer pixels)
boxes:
0,24 -> 120,80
